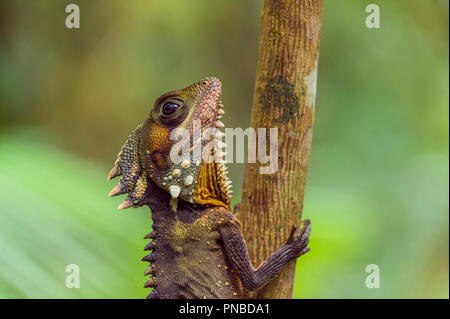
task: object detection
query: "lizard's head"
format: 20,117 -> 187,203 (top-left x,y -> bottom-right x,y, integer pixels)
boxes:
107,77 -> 231,210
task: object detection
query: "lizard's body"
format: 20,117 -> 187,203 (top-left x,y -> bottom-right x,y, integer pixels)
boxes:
107,78 -> 311,299
146,201 -> 242,298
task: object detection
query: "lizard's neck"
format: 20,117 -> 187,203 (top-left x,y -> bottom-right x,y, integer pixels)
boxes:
193,161 -> 231,210
148,199 -> 204,225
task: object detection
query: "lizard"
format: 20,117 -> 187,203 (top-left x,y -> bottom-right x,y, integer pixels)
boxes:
107,77 -> 311,299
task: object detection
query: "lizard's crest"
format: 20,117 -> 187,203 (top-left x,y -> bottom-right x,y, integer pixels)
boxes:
107,77 -> 231,210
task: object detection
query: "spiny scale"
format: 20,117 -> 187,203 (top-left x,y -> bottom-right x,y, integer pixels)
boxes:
108,184 -> 125,197
144,277 -> 157,288
213,129 -> 232,203
107,166 -> 121,181
144,265 -> 154,276
144,232 -> 156,239
107,125 -> 151,208
146,290 -> 158,299
143,237 -> 157,291
117,200 -> 132,210
142,253 -> 155,263
144,242 -> 155,251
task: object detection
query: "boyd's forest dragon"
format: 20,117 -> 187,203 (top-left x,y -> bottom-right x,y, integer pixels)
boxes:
107,77 -> 311,299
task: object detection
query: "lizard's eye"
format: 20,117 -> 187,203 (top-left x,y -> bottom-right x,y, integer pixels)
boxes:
157,97 -> 186,125
162,102 -> 180,115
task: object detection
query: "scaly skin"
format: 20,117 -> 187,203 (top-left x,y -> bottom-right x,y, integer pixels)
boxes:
107,78 -> 311,299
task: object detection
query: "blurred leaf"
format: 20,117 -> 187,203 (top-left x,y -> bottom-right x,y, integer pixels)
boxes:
0,132 -> 151,298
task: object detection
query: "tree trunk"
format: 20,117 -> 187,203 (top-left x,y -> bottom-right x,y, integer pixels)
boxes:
236,0 -> 324,299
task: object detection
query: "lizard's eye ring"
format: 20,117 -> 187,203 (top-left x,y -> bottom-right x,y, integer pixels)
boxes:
157,97 -> 186,125
162,102 -> 180,115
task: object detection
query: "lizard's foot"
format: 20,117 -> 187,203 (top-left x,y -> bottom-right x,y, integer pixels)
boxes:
285,219 -> 311,257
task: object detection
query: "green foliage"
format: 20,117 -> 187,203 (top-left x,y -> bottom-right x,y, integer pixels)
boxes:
0,133 -> 150,298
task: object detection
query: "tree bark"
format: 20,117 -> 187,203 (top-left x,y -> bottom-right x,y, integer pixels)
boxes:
236,0 -> 324,299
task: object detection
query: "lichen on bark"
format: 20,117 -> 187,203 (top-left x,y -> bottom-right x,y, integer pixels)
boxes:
259,76 -> 300,122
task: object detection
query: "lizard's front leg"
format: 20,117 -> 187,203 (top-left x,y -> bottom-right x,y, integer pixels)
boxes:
219,219 -> 311,291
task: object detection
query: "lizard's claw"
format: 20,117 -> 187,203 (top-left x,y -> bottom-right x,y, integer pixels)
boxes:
286,224 -> 297,245
286,219 -> 311,257
300,247 -> 311,256
298,219 -> 311,241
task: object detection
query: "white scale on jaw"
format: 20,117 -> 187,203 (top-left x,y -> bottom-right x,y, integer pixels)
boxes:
165,107 -> 232,200
169,185 -> 181,198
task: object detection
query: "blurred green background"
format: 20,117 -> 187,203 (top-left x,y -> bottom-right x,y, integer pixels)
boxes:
0,0 -> 448,298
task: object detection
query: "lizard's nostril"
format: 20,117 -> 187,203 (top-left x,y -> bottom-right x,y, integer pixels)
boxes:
202,80 -> 207,86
